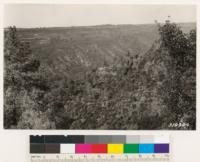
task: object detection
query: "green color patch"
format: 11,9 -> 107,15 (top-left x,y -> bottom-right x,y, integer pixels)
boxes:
124,144 -> 139,153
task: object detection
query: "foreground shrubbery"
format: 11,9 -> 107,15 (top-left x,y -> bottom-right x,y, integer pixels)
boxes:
4,21 -> 196,129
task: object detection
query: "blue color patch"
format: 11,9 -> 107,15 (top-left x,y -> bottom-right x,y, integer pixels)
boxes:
139,144 -> 154,153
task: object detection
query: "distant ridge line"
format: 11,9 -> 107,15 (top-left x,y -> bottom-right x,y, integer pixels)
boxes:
4,22 -> 196,30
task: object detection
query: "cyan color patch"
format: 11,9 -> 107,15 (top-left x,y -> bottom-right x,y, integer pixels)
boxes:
139,144 -> 154,153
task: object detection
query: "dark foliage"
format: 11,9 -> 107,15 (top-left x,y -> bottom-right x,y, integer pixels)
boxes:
4,21 -> 196,129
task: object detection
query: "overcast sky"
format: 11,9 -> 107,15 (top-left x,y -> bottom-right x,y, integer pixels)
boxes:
4,4 -> 196,28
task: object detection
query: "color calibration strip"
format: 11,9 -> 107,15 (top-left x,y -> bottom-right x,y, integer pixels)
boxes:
30,135 -> 169,154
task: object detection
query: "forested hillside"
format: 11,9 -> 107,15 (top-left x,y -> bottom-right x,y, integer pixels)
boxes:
4,21 -> 196,129
16,23 -> 194,79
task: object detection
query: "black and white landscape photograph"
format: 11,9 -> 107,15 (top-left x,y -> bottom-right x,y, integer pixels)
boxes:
4,4 -> 196,129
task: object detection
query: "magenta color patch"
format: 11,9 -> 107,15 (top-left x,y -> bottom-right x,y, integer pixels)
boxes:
75,144 -> 92,153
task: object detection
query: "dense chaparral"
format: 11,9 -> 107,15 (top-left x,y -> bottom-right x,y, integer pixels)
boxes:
4,21 -> 196,129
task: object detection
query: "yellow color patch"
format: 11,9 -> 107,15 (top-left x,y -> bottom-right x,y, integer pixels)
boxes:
107,144 -> 124,154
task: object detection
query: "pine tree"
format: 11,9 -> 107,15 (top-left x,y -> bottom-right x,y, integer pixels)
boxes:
4,26 -> 49,128
158,21 -> 196,129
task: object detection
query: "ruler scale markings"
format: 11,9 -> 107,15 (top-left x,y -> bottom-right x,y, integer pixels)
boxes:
30,135 -> 170,162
